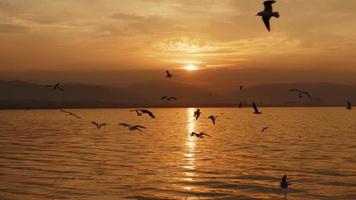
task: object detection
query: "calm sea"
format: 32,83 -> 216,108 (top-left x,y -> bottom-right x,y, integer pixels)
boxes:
0,108 -> 356,200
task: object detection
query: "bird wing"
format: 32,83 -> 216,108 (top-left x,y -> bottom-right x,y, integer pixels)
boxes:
202,132 -> 211,137
57,86 -> 64,91
302,91 -> 312,99
289,89 -> 301,93
161,96 -> 167,100
191,132 -> 197,136
262,16 -> 271,31
142,109 -> 155,118
133,125 -> 146,129
119,123 -> 131,127
166,71 -> 171,76
60,109 -> 70,114
72,114 -> 81,119
264,0 -> 276,12
91,121 -> 99,128
252,102 -> 259,113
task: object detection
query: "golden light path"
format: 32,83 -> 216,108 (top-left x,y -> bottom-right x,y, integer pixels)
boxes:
184,64 -> 199,71
183,108 -> 197,193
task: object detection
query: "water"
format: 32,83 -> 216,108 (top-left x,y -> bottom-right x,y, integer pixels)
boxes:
0,108 -> 356,200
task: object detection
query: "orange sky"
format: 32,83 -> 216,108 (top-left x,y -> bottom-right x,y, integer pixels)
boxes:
0,0 -> 356,71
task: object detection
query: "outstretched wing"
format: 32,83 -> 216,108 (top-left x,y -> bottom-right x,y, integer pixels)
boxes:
264,0 -> 276,12
262,16 -> 271,32
91,121 -> 99,128
202,132 -> 211,137
119,123 -> 131,127
289,89 -> 301,93
161,96 -> 167,100
302,91 -> 312,99
60,109 -> 70,114
133,125 -> 146,129
142,109 -> 155,118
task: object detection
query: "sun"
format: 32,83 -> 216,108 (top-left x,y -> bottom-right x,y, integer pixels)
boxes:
184,64 -> 198,71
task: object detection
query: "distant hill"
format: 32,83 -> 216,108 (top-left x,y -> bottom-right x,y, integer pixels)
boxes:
0,80 -> 355,108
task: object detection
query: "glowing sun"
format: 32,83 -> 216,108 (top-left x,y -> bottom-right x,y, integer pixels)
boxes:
184,64 -> 198,71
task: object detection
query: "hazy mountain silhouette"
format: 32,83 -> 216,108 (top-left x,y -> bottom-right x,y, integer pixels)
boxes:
1,80 -> 355,108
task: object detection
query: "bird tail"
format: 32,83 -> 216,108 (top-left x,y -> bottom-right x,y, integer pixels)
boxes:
272,12 -> 280,18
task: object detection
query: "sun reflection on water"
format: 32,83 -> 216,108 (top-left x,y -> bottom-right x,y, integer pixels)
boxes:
183,108 -> 197,189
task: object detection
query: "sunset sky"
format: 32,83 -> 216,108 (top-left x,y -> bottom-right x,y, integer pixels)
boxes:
0,0 -> 356,72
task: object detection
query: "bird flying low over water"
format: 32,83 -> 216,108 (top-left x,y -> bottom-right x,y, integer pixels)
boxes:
193,109 -> 201,120
252,102 -> 262,114
44,83 -> 64,91
257,0 -> 280,32
166,70 -> 173,78
346,100 -> 352,110
191,132 -> 211,138
261,127 -> 269,133
161,96 -> 178,101
119,123 -> 146,131
131,109 -> 155,119
59,109 -> 81,119
208,115 -> 218,125
289,89 -> 312,99
280,174 -> 291,189
91,121 -> 106,129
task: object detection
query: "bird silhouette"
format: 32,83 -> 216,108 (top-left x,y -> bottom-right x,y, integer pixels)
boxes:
59,109 -> 81,119
240,85 -> 244,90
193,109 -> 201,120
91,121 -> 106,129
257,0 -> 280,31
119,123 -> 146,131
191,132 -> 211,138
289,89 -> 312,99
346,100 -> 352,110
261,127 -> 269,133
208,115 -> 218,125
44,83 -> 64,91
131,109 -> 155,119
280,174 -> 291,189
166,70 -> 173,78
252,102 -> 262,114
161,96 -> 177,101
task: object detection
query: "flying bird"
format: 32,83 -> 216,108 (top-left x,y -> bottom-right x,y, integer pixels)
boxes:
191,132 -> 211,138
289,89 -> 312,99
119,123 -> 146,131
161,96 -> 177,101
346,100 -> 352,110
280,174 -> 291,189
208,115 -> 218,125
252,102 -> 262,114
131,109 -> 155,119
44,83 -> 64,91
261,127 -> 269,133
59,109 -> 81,119
166,70 -> 173,78
257,0 -> 280,32
91,121 -> 106,129
193,109 -> 201,120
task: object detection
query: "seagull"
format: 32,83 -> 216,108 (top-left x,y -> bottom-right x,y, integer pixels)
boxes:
261,127 -> 269,133
191,132 -> 211,138
346,100 -> 352,110
208,115 -> 218,125
59,109 -> 81,119
289,89 -> 312,99
119,123 -> 146,131
131,109 -> 155,119
161,96 -> 177,101
166,70 -> 173,78
193,109 -> 201,120
91,121 -> 106,129
257,0 -> 280,32
280,174 -> 291,189
44,83 -> 64,91
252,102 -> 262,114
